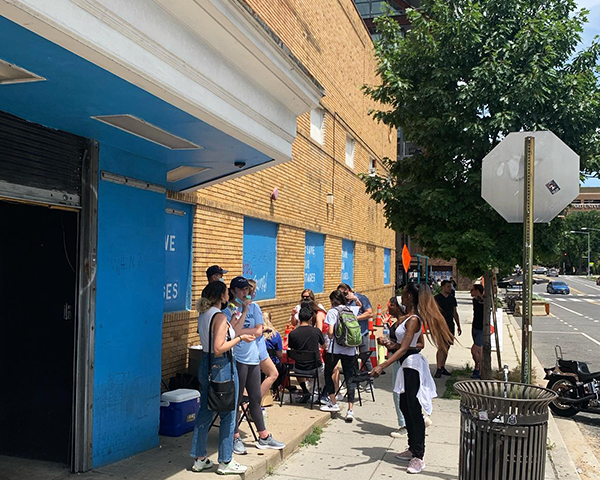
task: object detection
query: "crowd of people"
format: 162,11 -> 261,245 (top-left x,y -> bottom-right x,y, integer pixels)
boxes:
189,264 -> 486,475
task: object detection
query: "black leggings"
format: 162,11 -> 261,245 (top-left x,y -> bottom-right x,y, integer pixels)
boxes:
400,367 -> 425,459
236,362 -> 265,433
324,353 -> 357,403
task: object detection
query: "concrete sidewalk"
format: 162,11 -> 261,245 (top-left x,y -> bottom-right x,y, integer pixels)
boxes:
267,291 -> 579,480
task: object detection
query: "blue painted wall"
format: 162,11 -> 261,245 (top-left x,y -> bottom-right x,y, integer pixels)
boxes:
341,239 -> 355,288
93,145 -> 166,467
164,200 -> 194,312
304,232 -> 325,293
242,217 -> 278,300
384,248 -> 391,285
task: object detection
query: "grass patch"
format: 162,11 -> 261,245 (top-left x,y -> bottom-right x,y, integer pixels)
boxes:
442,365 -> 474,399
300,425 -> 323,447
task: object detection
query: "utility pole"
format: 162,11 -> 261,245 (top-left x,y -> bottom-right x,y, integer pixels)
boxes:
521,136 -> 534,384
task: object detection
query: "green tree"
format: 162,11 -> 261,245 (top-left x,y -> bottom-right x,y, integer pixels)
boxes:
362,0 -> 600,278
554,211 -> 600,274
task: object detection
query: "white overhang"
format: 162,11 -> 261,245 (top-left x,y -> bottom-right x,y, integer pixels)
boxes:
0,0 -> 324,174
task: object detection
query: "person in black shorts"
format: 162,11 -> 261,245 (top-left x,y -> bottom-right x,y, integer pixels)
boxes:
433,280 -> 461,378
470,284 -> 485,379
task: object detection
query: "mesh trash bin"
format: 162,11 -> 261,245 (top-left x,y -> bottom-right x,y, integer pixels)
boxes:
454,380 -> 557,480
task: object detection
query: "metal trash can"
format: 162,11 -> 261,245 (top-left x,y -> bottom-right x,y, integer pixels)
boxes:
455,380 -> 557,480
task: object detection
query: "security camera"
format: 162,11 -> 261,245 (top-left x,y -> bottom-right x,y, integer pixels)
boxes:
234,160 -> 246,169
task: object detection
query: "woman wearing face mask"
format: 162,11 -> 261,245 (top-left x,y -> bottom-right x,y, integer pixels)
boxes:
223,277 -> 285,455
371,283 -> 453,475
190,281 -> 255,475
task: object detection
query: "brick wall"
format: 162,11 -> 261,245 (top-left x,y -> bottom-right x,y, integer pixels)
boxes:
161,0 -> 397,380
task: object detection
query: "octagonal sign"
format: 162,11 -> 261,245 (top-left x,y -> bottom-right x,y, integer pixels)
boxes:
481,131 -> 579,223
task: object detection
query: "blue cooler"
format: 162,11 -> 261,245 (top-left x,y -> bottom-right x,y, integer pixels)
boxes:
159,388 -> 200,437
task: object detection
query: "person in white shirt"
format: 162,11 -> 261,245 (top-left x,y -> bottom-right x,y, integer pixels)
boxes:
371,283 -> 453,475
320,290 -> 362,423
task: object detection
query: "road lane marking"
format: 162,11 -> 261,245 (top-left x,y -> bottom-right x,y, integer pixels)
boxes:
571,299 -> 582,302
574,328 -> 579,331
568,277 -> 600,293
569,286 -> 585,295
550,302 -> 584,316
581,332 -> 600,347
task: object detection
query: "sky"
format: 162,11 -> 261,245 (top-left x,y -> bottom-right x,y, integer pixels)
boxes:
577,1 -> 600,187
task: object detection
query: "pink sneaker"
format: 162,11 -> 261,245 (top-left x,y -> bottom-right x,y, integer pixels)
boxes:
394,449 -> 413,461
407,457 -> 425,474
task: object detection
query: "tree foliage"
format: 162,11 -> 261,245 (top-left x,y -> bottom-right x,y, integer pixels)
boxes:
550,211 -> 600,274
362,0 -> 600,278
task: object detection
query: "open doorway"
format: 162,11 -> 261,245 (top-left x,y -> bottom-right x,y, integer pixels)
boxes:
0,200 -> 78,464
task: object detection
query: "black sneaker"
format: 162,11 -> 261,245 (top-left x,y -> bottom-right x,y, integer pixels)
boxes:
441,367 -> 452,376
434,369 -> 442,378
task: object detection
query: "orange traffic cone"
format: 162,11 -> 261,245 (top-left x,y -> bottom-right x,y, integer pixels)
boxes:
368,318 -> 374,332
376,304 -> 382,327
369,332 -> 378,367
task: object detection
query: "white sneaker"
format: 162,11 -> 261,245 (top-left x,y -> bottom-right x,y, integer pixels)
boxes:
217,460 -> 247,475
345,409 -> 354,423
390,427 -> 407,438
407,457 -> 425,474
336,393 -> 346,401
320,402 -> 340,412
424,416 -> 433,428
192,457 -> 213,472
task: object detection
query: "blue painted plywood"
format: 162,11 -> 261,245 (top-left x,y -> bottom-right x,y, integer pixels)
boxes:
341,239 -> 355,288
384,248 -> 391,285
93,146 -> 166,467
164,200 -> 193,312
305,231 -> 324,293
242,218 -> 277,300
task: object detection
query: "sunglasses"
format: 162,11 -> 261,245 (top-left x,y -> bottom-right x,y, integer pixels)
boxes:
301,296 -> 311,300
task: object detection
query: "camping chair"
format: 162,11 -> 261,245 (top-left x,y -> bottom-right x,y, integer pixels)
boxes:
279,350 -> 321,409
335,366 -> 374,406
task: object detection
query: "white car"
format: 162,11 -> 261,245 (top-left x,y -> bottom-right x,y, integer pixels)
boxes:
533,266 -> 548,275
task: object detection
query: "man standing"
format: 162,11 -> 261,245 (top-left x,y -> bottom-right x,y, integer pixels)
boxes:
470,284 -> 485,379
337,283 -> 373,371
434,280 -> 461,378
206,265 -> 228,283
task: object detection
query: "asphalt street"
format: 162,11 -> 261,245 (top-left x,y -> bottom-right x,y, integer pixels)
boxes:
514,275 -> 600,469
514,275 -> 600,372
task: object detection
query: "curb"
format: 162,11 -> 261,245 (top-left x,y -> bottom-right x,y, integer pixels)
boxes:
242,409 -> 331,480
506,313 -> 582,479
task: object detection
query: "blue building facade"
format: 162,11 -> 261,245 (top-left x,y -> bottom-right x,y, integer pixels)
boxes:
0,0 -> 322,471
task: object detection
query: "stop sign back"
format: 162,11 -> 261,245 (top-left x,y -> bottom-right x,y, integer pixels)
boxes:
481,131 -> 579,223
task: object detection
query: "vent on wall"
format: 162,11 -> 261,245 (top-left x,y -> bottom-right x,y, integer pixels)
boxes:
92,114 -> 201,150
0,59 -> 45,85
167,166 -> 209,182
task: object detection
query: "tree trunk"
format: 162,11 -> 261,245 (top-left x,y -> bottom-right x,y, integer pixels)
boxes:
482,270 -> 493,380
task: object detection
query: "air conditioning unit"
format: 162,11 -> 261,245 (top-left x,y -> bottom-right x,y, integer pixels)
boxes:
403,142 -> 423,158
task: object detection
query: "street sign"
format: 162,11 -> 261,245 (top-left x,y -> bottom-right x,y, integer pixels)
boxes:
482,131 -> 580,223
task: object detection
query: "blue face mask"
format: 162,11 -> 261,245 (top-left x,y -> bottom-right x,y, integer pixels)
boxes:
219,277 -> 225,283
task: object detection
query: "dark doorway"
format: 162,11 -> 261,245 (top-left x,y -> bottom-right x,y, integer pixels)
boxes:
0,200 -> 77,464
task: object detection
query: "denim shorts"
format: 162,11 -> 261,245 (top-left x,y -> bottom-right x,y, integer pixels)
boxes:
472,329 -> 483,347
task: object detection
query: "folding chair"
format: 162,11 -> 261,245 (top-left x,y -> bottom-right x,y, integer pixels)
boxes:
335,366 -> 374,406
279,350 -> 321,409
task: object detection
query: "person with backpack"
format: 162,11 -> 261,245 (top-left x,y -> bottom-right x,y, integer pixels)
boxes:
320,290 -> 362,422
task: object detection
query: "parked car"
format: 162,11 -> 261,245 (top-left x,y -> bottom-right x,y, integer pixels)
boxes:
547,281 -> 570,295
533,266 -> 548,275
548,268 -> 559,277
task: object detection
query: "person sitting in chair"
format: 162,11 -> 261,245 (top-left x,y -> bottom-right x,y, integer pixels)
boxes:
288,305 -> 325,402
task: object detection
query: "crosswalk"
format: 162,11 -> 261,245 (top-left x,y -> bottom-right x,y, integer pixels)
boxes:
537,292 -> 600,303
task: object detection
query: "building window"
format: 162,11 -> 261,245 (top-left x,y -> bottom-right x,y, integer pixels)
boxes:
164,200 -> 194,312
341,239 -> 355,287
310,108 -> 325,145
383,248 -> 390,285
369,157 -> 376,176
305,231 -> 325,293
243,217 -> 278,300
345,134 -> 355,168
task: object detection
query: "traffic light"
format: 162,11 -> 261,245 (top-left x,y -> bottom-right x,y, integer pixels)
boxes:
564,252 -> 567,256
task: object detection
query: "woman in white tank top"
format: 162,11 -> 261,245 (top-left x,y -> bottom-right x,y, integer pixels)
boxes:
190,281 -> 255,475
370,283 -> 454,475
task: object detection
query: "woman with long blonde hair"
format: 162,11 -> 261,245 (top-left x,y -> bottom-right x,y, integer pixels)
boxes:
371,282 -> 453,475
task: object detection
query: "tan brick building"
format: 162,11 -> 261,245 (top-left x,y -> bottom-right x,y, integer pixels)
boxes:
161,0 -> 397,379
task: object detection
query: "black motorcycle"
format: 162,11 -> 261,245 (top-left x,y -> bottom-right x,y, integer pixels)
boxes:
544,346 -> 600,417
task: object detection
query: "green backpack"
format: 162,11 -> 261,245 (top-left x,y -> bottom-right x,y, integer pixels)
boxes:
334,306 -> 362,348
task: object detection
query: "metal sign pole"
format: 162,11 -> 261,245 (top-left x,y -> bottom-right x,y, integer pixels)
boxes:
522,136 -> 535,384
